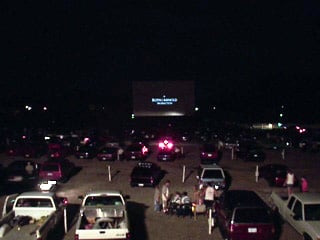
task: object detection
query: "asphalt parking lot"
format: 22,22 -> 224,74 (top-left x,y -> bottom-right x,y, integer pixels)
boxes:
1,142 -> 319,240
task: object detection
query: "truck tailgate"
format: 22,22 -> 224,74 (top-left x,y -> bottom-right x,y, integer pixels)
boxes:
76,228 -> 129,240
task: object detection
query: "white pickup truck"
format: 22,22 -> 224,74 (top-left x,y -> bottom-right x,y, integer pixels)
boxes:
74,190 -> 130,240
270,191 -> 320,240
0,191 -> 68,240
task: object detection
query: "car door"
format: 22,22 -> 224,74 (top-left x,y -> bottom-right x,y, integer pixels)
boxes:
287,199 -> 304,234
2,193 -> 19,217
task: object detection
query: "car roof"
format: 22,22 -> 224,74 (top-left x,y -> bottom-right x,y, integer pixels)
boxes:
84,190 -> 122,196
18,191 -> 55,198
134,161 -> 157,168
200,164 -> 223,169
222,190 -> 268,209
291,192 -> 320,204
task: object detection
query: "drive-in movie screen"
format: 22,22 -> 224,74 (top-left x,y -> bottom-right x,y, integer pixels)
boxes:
132,81 -> 195,117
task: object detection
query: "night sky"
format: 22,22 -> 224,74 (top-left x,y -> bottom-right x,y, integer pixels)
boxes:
1,1 -> 320,124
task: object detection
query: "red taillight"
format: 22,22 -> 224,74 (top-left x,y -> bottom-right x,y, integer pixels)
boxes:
159,142 -> 165,148
74,234 -> 79,240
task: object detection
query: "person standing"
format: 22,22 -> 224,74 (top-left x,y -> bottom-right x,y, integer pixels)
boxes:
204,183 -> 215,210
153,185 -> 161,212
300,176 -> 309,193
284,169 -> 294,196
161,180 -> 171,213
25,161 -> 34,175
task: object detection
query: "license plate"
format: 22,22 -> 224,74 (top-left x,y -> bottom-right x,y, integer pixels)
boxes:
208,153 -> 212,157
47,173 -> 53,176
131,156 -> 136,159
138,183 -> 144,187
248,228 -> 257,233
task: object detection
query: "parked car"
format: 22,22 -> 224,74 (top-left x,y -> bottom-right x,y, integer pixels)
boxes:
259,163 -> 299,187
236,141 -> 266,162
74,145 -> 98,159
130,161 -> 163,187
196,164 -> 226,197
22,141 -> 48,158
124,142 -> 149,161
4,160 -> 39,189
48,142 -> 72,159
215,189 -> 276,240
39,158 -> 76,183
97,146 -> 119,161
157,148 -> 176,161
199,143 -> 219,164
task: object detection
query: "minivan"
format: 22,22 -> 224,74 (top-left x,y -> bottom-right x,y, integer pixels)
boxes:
39,159 -> 75,183
215,189 -> 275,240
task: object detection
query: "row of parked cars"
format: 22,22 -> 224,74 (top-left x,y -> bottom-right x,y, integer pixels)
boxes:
0,158 -> 77,193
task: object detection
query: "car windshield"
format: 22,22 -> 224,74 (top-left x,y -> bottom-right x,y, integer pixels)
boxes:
41,164 -> 59,171
203,169 -> 223,179
304,204 -> 320,221
101,148 -> 117,154
127,145 -> 142,151
84,196 -> 123,206
234,207 -> 272,223
16,198 -> 53,208
203,144 -> 216,152
132,167 -> 152,175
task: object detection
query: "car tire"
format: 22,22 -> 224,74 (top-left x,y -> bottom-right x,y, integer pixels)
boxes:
303,234 -> 312,240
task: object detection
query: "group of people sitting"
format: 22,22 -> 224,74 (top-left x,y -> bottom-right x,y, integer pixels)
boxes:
167,191 -> 193,216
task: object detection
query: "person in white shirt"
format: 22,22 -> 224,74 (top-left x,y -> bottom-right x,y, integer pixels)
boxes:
204,183 -> 215,209
161,180 -> 171,213
284,169 -> 294,196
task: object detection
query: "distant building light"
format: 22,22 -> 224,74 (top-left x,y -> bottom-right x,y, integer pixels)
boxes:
279,113 -> 283,117
195,107 -> 199,111
43,106 -> 47,111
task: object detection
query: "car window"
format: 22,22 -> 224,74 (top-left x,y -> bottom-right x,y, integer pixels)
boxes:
234,208 -> 272,223
41,164 -> 59,171
84,196 -> 123,206
304,204 -> 320,221
292,200 -> 302,219
127,145 -> 142,151
203,169 -> 224,178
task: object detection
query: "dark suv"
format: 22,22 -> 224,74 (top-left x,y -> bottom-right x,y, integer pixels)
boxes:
215,190 -> 275,240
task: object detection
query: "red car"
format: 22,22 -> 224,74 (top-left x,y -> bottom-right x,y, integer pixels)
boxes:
124,142 -> 149,161
199,143 -> 219,164
97,146 -> 121,161
215,190 -> 276,240
39,159 -> 75,183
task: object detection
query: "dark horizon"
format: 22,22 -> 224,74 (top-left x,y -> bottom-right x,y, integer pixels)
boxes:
1,1 -> 320,125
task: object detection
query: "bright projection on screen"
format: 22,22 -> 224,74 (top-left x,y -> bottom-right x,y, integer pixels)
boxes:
132,81 -> 195,117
